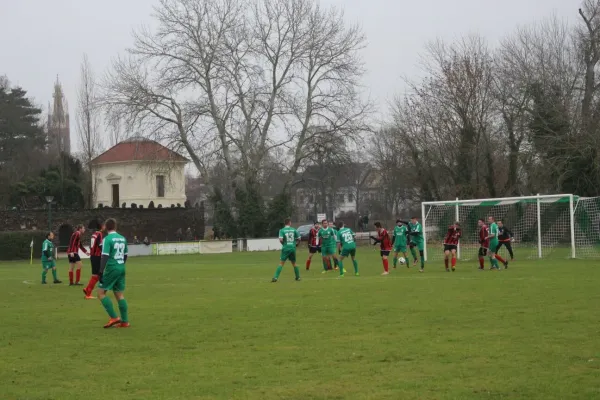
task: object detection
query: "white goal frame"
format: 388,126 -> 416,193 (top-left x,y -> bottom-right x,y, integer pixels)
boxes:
421,194 -> 577,261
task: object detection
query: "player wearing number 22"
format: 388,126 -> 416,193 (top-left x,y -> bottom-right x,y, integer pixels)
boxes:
443,222 -> 461,272
97,218 -> 130,328
336,221 -> 359,277
272,218 -> 301,282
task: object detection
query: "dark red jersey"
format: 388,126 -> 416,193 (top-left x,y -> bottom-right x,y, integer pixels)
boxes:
479,225 -> 490,248
443,226 -> 461,245
376,229 -> 393,251
308,227 -> 320,247
67,230 -> 87,254
90,231 -> 103,257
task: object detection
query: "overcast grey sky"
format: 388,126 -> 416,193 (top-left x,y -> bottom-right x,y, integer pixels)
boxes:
1,0 -> 577,151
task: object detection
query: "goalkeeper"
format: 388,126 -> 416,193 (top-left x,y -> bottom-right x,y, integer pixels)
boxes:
495,220 -> 514,265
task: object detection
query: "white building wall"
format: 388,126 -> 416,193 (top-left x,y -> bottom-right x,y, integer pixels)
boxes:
93,161 -> 187,208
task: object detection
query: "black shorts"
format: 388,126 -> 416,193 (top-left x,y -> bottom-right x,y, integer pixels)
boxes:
308,246 -> 321,254
68,253 -> 81,263
380,250 -> 391,257
444,244 -> 457,252
90,256 -> 101,275
478,247 -> 488,257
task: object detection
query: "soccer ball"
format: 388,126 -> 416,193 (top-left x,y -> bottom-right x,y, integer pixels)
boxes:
398,257 -> 406,264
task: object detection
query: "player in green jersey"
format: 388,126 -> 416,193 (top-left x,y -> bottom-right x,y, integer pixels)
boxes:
41,232 -> 62,284
318,220 -> 338,273
408,217 -> 425,272
97,218 -> 129,328
486,216 -> 501,270
392,219 -> 409,269
272,218 -> 301,282
336,221 -> 358,277
330,224 -> 341,269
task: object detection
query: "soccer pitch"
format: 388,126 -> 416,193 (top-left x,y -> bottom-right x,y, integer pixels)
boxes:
1,251 -> 599,400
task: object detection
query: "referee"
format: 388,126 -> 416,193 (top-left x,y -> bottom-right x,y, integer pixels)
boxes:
496,220 -> 514,262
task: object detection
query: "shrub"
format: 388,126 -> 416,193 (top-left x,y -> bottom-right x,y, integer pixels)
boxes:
0,231 -> 49,260
148,201 -> 155,209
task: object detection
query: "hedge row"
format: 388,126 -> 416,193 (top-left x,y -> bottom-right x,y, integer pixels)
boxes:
0,231 -> 49,261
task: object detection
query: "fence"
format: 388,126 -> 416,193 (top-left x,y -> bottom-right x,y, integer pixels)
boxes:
53,231 -> 379,259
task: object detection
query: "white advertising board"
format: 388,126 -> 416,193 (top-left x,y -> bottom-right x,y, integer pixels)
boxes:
246,238 -> 282,252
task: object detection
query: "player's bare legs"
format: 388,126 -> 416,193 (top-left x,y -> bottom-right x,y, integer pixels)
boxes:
444,250 -> 451,271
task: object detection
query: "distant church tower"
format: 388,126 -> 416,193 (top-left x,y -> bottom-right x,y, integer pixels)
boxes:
48,77 -> 70,156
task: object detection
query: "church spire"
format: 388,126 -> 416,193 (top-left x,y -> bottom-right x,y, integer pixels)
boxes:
48,76 -> 71,156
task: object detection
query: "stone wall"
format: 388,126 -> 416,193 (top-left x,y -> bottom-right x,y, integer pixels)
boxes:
0,206 -> 205,248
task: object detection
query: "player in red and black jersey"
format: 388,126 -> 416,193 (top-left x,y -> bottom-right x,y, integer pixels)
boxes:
477,219 -> 489,270
370,222 -> 393,275
67,224 -> 89,286
84,220 -> 105,298
443,222 -> 461,272
305,221 -> 321,271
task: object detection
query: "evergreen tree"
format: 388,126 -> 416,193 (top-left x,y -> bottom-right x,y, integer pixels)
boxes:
0,85 -> 46,165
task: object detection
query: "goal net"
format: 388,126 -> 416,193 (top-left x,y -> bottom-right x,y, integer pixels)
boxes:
421,194 -> 600,261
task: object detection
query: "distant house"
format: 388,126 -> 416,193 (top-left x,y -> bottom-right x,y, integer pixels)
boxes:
91,138 -> 189,208
293,162 -> 380,220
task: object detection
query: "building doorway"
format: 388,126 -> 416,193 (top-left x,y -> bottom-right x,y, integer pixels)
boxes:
112,184 -> 120,208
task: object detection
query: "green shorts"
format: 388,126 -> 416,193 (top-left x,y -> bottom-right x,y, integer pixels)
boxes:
394,244 -> 407,253
42,260 -> 56,270
410,241 -> 424,251
280,248 -> 297,263
98,266 -> 126,292
321,246 -> 336,257
340,246 -> 356,258
489,241 -> 499,253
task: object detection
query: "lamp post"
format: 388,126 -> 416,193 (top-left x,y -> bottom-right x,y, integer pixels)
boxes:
45,196 -> 54,232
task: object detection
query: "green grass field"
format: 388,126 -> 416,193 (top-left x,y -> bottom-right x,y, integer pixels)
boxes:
1,250 -> 599,400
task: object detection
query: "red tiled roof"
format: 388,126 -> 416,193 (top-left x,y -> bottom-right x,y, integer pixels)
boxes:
91,139 -> 189,164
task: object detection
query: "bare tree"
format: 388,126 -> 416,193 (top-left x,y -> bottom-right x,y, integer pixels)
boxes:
101,0 -> 371,198
76,54 -> 102,207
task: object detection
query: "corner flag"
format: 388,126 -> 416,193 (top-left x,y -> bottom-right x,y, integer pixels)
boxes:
30,238 -> 34,265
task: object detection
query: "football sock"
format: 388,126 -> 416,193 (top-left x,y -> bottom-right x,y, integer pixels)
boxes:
496,254 -> 506,264
101,297 -> 118,319
451,257 -> 456,268
42,270 -> 47,283
118,299 -> 128,323
306,259 -> 311,270
478,257 -> 484,268
76,269 -> 81,283
420,251 -> 425,268
444,258 -> 449,268
383,259 -> 389,272
410,247 -> 417,261
293,266 -> 300,279
393,257 -> 398,268
274,265 -> 283,279
353,259 -> 359,274
86,275 -> 99,294
322,259 -> 328,271
334,258 -> 339,268
51,268 -> 58,281
338,260 -> 344,275
69,270 -> 74,284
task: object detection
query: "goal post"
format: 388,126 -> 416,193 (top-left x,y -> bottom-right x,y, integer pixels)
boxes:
421,194 -> 600,262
